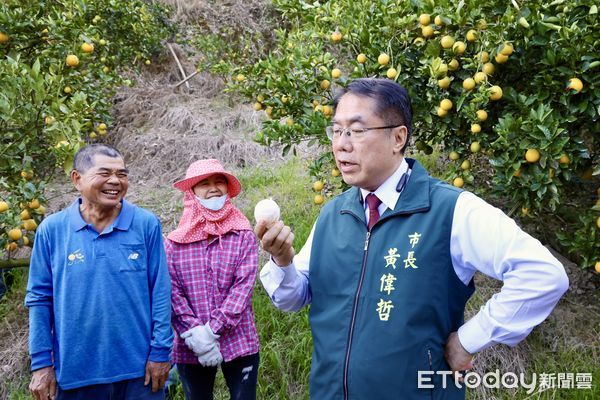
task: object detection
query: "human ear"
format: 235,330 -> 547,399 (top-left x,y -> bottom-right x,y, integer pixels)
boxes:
70,170 -> 82,190
392,125 -> 408,154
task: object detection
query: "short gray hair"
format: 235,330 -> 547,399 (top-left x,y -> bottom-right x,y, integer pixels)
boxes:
73,144 -> 124,173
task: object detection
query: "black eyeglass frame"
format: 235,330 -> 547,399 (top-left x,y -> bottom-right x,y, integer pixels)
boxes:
325,124 -> 403,141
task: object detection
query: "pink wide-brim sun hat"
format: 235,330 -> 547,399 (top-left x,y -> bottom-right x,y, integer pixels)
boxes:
173,159 -> 242,198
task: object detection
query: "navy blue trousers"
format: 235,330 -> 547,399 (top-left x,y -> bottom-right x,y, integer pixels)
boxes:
56,376 -> 165,400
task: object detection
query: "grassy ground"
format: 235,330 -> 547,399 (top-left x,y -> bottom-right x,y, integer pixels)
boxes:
1,156 -> 598,399
0,268 -> 30,399
236,157 -> 318,400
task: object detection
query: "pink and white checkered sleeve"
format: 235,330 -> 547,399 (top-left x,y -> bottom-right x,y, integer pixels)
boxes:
165,239 -> 202,335
209,231 -> 258,334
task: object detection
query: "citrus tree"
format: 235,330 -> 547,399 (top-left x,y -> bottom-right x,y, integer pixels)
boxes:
198,0 -> 599,268
0,0 -> 173,264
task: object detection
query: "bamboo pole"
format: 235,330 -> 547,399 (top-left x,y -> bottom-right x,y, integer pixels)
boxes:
174,70 -> 200,88
167,43 -> 190,90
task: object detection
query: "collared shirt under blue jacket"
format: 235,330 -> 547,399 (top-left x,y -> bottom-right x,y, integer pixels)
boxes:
25,199 -> 173,390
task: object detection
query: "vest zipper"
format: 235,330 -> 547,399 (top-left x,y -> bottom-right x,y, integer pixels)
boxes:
428,349 -> 433,400
343,230 -> 370,400
338,207 -> 428,399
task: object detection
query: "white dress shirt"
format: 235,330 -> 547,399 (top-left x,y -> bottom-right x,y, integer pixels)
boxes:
259,159 -> 569,354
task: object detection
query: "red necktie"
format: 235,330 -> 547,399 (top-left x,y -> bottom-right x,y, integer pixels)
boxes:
366,193 -> 382,231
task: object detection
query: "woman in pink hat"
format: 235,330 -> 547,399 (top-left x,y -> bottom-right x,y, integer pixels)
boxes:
165,159 -> 260,400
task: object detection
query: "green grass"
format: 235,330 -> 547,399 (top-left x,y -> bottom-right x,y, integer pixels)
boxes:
237,157 -> 316,400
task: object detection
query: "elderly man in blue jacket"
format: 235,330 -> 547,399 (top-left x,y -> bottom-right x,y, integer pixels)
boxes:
26,144 -> 173,400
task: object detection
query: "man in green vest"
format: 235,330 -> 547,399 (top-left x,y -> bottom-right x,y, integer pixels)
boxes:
256,78 -> 568,399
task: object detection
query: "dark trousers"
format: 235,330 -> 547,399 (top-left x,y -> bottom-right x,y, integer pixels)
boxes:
177,352 -> 259,400
56,376 -> 165,400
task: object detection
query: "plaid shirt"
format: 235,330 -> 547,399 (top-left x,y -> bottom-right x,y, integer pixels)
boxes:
165,230 -> 260,363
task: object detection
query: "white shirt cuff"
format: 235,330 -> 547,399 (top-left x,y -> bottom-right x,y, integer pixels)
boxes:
457,316 -> 496,354
259,258 -> 298,296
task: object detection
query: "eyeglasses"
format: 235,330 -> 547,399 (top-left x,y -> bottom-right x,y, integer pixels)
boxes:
325,124 -> 402,141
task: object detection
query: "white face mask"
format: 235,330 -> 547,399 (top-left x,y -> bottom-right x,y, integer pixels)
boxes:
196,194 -> 228,211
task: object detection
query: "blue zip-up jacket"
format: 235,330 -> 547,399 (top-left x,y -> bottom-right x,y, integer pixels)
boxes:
25,199 -> 173,390
309,159 -> 474,400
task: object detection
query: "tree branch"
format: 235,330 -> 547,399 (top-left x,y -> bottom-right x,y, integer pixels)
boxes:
0,258 -> 30,269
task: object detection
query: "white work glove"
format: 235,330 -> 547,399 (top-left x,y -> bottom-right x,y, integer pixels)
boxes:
197,343 -> 223,367
181,322 -> 220,356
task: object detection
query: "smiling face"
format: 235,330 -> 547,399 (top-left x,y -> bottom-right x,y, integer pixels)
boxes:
332,93 -> 407,192
192,174 -> 229,199
71,154 -> 129,210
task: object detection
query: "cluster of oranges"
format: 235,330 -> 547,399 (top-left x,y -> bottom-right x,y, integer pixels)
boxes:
311,168 -> 341,206
411,13 -> 584,188
413,14 -> 510,186
1,198 -> 44,253
60,41 -> 117,141
417,13 -> 505,104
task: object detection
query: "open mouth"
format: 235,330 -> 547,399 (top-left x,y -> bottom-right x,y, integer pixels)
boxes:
102,189 -> 120,196
338,161 -> 357,171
